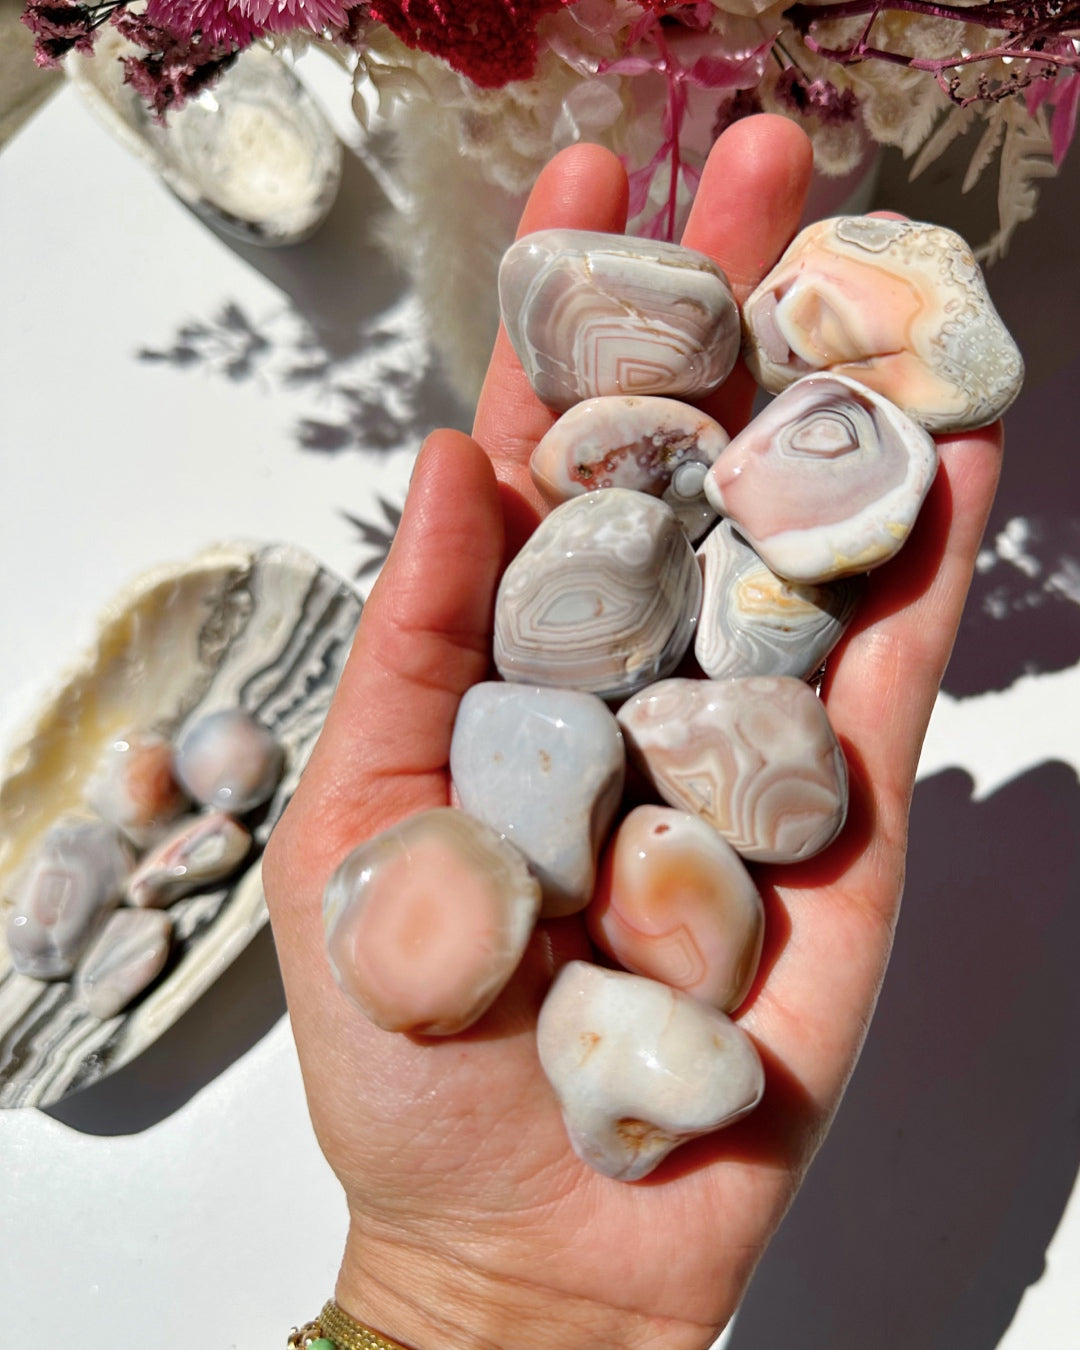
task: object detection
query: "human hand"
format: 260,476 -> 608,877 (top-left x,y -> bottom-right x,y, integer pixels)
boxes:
263,115 -> 1003,1350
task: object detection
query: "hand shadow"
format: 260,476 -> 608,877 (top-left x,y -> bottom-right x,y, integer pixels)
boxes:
725,760 -> 1080,1350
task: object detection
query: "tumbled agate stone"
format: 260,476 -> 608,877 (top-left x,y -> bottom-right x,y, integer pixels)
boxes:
742,216 -> 1024,432
450,683 -> 624,918
695,519 -> 862,679
499,228 -> 740,410
174,709 -> 284,814
85,730 -> 188,848
617,677 -> 847,863
74,909 -> 172,1019
661,458 -> 719,543
6,820 -> 133,980
704,374 -> 938,583
323,808 -> 541,1035
529,396 -> 729,507
494,488 -> 701,700
127,811 -> 252,908
589,806 -> 764,1013
537,961 -> 764,1180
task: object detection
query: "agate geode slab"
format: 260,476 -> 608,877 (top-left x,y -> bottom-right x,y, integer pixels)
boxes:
500,229 -> 740,410
617,676 -> 848,863
537,961 -> 764,1180
323,808 -> 541,1035
450,684 -> 625,918
0,542 -> 362,1108
494,488 -> 701,700
530,396 -> 729,506
704,373 -> 938,583
695,520 -> 862,680
742,216 -> 1024,432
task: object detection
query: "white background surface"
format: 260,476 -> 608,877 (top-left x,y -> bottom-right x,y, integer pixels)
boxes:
2,57 -> 1079,1349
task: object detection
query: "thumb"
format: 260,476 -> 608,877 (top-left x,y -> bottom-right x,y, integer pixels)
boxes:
265,428 -> 505,904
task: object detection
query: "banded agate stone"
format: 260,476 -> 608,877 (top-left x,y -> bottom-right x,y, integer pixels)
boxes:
86,730 -> 187,848
589,806 -> 764,1013
499,229 -> 740,410
127,811 -> 252,908
530,396 -> 729,507
742,216 -> 1024,432
6,820 -> 133,980
450,683 -> 624,918
74,909 -> 172,1019
537,961 -> 764,1180
617,676 -> 847,863
494,488 -> 701,701
704,374 -> 938,583
322,808 -> 540,1036
695,519 -> 862,679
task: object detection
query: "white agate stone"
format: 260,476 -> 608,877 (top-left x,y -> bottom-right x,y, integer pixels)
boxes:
617,677 -> 847,863
450,684 -> 624,918
499,228 -> 740,410
742,216 -> 1024,432
494,489 -> 702,701
537,961 -> 764,1180
323,808 -> 541,1036
173,709 -> 284,814
695,519 -> 862,679
662,458 -> 719,543
127,811 -> 252,908
529,396 -> 729,507
85,730 -> 188,848
74,909 -> 172,1020
704,374 -> 938,583
590,806 -> 764,1013
5,820 -> 133,980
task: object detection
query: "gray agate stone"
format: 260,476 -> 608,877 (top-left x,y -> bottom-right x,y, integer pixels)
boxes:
537,961 -> 764,1180
704,373 -> 938,583
5,820 -> 133,980
695,520 -> 862,680
173,709 -> 284,814
499,229 -> 740,410
617,677 -> 847,863
742,216 -> 1024,432
494,488 -> 702,701
450,683 -> 625,917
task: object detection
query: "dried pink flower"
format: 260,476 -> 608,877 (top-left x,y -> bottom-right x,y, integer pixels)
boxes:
22,1 -> 98,66
366,0 -> 570,87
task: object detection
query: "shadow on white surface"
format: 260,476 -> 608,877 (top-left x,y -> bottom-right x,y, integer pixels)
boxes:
728,761 -> 1080,1350
43,924 -> 286,1135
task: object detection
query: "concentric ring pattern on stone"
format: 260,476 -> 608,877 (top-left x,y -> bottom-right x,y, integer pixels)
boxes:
530,395 -> 729,506
703,373 -> 938,583
616,676 -> 848,863
742,216 -> 1024,432
494,489 -> 702,701
695,520 -> 862,680
499,228 -> 740,411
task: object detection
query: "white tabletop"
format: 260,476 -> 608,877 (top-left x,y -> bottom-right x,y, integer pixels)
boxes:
1,58 -> 1078,1348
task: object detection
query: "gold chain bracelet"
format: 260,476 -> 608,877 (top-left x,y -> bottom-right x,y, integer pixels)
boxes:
288,1299 -> 413,1350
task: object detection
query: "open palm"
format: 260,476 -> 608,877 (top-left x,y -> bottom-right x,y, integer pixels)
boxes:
263,116 -> 1003,1350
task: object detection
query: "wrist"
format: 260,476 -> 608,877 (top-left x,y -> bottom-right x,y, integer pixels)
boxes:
335,1226 -> 716,1350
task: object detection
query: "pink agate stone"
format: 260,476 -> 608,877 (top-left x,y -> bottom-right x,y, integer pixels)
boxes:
616,676 -> 847,863
74,909 -> 172,1019
529,396 -> 728,507
127,811 -> 252,908
86,730 -> 188,847
322,808 -> 541,1036
703,373 -> 938,583
589,806 -> 764,1013
742,216 -> 1024,432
